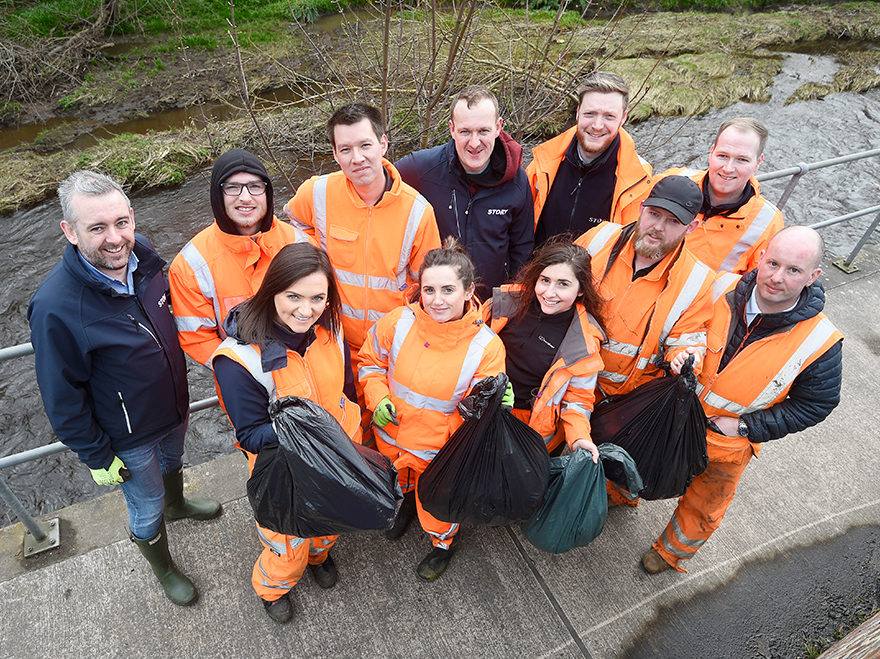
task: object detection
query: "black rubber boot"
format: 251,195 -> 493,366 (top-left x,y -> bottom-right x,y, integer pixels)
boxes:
308,552 -> 338,589
130,521 -> 198,606
163,467 -> 222,521
416,545 -> 455,582
261,593 -> 294,624
385,490 -> 416,540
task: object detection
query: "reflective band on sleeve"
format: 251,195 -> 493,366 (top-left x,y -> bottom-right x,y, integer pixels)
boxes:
658,261 -> 711,348
603,338 -> 640,357
713,272 -> 740,302
598,370 -> 628,383
584,223 -> 621,256
312,175 -> 330,252
719,200 -> 779,273
358,364 -> 387,380
666,332 -> 707,347
398,195 -> 429,285
568,374 -> 598,391
179,242 -> 224,339
174,315 -> 217,332
561,401 -> 591,418
374,426 -> 438,461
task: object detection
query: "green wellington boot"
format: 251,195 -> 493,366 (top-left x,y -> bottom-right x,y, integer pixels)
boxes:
130,521 -> 198,606
163,467 -> 222,521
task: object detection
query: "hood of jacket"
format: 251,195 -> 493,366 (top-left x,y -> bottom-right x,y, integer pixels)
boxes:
210,148 -> 274,235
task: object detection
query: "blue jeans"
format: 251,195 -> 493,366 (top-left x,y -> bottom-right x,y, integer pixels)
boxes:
116,417 -> 187,539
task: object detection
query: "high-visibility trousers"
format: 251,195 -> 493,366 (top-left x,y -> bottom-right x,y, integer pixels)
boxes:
245,451 -> 338,602
652,441 -> 753,572
376,437 -> 459,549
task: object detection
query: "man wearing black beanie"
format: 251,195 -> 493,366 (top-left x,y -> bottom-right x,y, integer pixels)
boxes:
169,148 -> 313,367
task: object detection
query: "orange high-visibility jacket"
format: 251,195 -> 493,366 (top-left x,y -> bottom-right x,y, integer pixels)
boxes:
169,217 -> 312,367
212,325 -> 361,444
663,167 -> 784,274
696,273 -> 843,457
485,286 -> 605,449
575,222 -> 714,396
357,301 -> 505,471
284,159 -> 441,352
527,126 -> 652,230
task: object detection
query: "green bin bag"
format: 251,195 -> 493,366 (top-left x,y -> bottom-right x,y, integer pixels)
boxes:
522,444 -> 642,554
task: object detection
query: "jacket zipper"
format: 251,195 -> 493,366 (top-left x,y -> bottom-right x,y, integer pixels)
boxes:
450,189 -> 461,238
127,314 -> 161,347
118,392 -> 133,434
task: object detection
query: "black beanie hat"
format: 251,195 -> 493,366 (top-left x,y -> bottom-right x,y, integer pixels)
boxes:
210,148 -> 274,235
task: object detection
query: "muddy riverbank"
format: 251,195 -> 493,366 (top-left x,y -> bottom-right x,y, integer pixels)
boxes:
0,2 -> 879,213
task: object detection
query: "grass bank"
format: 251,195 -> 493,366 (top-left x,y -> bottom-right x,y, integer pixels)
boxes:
1,2 -> 879,213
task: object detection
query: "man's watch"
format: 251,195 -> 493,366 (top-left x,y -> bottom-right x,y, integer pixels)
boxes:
737,417 -> 749,438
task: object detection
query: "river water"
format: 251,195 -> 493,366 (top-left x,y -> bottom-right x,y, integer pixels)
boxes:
1,52 -> 878,525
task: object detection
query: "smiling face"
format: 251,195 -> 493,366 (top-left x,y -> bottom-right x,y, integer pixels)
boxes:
273,271 -> 330,334
534,263 -> 581,315
222,172 -> 268,236
707,126 -> 764,206
575,91 -> 628,158
420,264 -> 474,323
332,118 -> 389,196
755,232 -> 821,314
61,190 -> 135,280
633,205 -> 696,264
449,98 -> 502,175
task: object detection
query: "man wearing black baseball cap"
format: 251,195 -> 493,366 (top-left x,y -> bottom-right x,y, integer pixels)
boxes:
574,175 -> 716,505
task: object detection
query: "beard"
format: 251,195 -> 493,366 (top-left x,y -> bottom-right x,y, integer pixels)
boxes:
633,226 -> 682,262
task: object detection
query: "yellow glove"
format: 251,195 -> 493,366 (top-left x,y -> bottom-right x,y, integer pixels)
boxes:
373,397 -> 399,427
89,456 -> 127,486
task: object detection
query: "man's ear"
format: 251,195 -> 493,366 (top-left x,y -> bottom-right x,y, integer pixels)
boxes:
60,220 -> 78,245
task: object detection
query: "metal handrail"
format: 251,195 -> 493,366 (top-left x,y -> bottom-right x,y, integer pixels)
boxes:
2,146 -> 879,553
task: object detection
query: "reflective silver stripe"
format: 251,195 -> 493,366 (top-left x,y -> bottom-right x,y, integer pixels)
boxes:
174,315 -> 216,332
636,355 -> 654,370
609,480 -> 640,501
427,523 -> 460,549
658,262 -> 711,348
660,527 -> 695,560
335,268 -> 400,292
583,223 -> 621,256
216,339 -> 276,399
568,374 -> 598,391
256,526 -> 295,556
374,425 -> 438,461
719,200 -> 779,272
547,378 -> 570,406
666,332 -> 707,347
561,401 -> 591,418
358,364 -> 387,381
311,175 -> 330,252
598,370 -> 628,383
292,225 -> 310,243
603,338 -> 640,357
459,325 -> 498,393
750,318 -> 838,410
679,168 -> 701,178
713,272 -> 740,302
341,304 -> 385,323
178,241 -> 224,340
392,381 -> 458,413
396,195 -> 429,286
670,513 -> 705,548
702,318 -> 838,414
388,308 -> 417,385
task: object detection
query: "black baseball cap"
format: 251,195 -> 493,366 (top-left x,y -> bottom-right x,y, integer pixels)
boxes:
643,175 -> 703,225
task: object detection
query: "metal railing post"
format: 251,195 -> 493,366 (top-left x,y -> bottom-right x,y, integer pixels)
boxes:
774,162 -> 809,210
832,209 -> 880,274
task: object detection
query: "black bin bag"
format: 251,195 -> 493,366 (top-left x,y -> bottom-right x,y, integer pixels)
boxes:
590,355 -> 709,500
417,373 -> 550,526
246,396 -> 403,537
523,444 -> 642,554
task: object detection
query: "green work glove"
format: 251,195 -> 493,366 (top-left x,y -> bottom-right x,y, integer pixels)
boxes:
373,396 -> 399,427
90,455 -> 127,486
501,381 -> 514,409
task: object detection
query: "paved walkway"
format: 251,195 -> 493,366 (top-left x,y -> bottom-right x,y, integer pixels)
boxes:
1,246 -> 878,658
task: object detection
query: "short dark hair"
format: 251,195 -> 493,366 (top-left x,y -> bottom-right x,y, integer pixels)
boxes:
714,117 -> 768,157
418,236 -> 477,291
511,238 -> 604,328
235,243 -> 342,347
327,103 -> 385,148
576,71 -> 630,109
450,85 -> 499,121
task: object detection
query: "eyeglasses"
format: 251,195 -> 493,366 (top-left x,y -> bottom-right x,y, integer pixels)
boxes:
220,181 -> 267,196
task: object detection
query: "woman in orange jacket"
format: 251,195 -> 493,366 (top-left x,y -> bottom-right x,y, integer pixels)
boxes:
484,240 -> 606,459
358,238 -> 506,582
212,243 -> 361,624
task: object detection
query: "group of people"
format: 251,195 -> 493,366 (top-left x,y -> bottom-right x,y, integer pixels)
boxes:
27,71 -> 843,625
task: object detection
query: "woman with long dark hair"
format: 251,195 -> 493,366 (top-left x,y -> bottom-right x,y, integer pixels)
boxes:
484,239 -> 605,460
212,242 -> 359,624
358,237 -> 506,582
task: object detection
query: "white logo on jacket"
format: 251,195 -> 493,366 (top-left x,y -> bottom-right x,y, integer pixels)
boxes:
157,293 -> 167,308
487,209 -> 509,216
